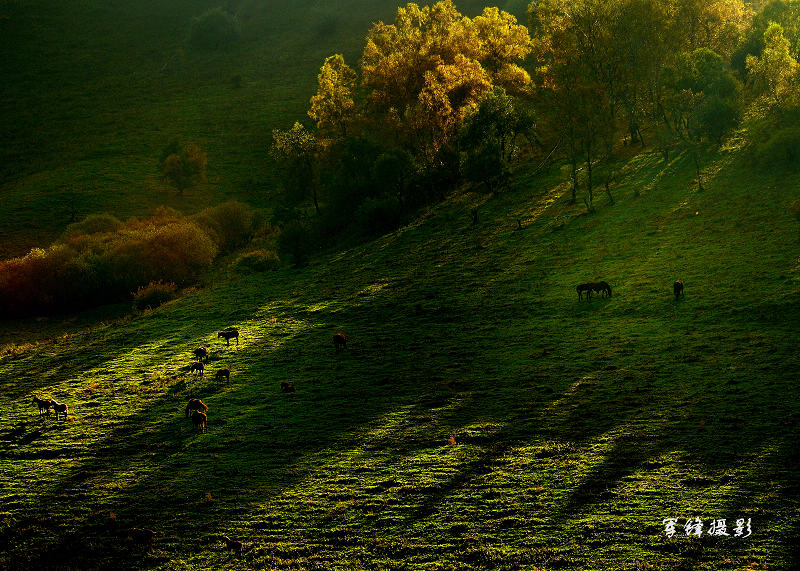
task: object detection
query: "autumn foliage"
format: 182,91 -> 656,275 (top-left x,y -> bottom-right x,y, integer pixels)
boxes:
0,203 -> 262,318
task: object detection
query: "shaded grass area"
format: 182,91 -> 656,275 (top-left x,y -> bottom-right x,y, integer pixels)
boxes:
1,144 -> 799,569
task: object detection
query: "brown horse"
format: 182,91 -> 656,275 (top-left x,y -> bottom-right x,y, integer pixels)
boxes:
189,362 -> 205,377
32,396 -> 52,417
215,369 -> 230,382
674,279 -> 684,300
333,332 -> 347,351
191,411 -> 207,432
194,346 -> 209,362
218,328 -> 239,346
49,399 -> 68,420
185,398 -> 208,418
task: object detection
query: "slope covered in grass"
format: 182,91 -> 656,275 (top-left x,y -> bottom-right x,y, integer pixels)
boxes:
1,141 -> 798,569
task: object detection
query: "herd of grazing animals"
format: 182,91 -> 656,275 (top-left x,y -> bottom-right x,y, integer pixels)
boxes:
30,396 -> 69,419
26,280 -> 685,555
21,275 -> 687,559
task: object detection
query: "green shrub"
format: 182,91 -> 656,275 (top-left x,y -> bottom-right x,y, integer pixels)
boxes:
193,201 -> 258,253
753,126 -> 800,172
132,281 -> 179,311
189,7 -> 241,50
233,250 -> 281,273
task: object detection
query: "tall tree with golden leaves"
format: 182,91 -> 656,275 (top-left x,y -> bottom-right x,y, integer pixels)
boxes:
308,54 -> 358,138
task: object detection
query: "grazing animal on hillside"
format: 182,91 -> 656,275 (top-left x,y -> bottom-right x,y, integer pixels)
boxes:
333,332 -> 347,352
191,411 -> 207,432
185,398 -> 209,418
674,279 -> 684,300
218,328 -> 239,346
592,281 -> 612,298
32,396 -> 52,417
576,283 -> 594,300
577,282 -> 611,300
194,346 -> 209,362
128,528 -> 155,552
49,399 -> 68,420
280,382 -> 295,393
215,368 -> 230,382
190,362 -> 205,376
220,535 -> 243,556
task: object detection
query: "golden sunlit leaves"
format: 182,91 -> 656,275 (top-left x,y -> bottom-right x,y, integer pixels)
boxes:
308,54 -> 357,137
357,1 -> 531,163
419,54 -> 493,132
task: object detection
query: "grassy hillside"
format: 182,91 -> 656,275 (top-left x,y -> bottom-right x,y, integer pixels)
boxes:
1,138 -> 799,569
0,0 -> 530,259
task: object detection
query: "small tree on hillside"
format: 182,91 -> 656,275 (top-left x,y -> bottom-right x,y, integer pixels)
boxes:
160,142 -> 208,195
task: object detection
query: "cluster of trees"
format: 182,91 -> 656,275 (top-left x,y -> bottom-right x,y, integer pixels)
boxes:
528,0 -> 800,203
271,0 -> 800,246
271,1 -> 536,262
0,203 -> 262,318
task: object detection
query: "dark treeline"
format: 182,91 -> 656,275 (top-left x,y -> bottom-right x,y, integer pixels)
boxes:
271,0 -> 800,258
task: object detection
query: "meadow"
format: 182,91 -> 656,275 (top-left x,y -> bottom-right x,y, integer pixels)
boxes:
1,140 -> 799,569
1,1 -> 799,569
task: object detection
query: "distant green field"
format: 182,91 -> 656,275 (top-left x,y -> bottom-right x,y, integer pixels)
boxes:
1,137 -> 799,568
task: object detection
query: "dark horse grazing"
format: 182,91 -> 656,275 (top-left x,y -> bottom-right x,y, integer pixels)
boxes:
577,282 -> 611,300
190,362 -> 205,376
218,328 -> 239,346
215,369 -> 230,382
128,528 -> 155,552
194,346 -> 209,362
333,332 -> 347,352
32,396 -> 51,417
49,399 -> 68,420
185,398 -> 208,418
674,279 -> 684,300
191,411 -> 207,432
280,382 -> 295,393
221,535 -> 243,556
593,281 -> 612,298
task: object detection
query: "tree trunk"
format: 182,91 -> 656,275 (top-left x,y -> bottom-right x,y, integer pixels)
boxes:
693,150 -> 704,192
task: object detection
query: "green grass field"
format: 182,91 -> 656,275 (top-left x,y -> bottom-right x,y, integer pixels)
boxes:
1,139 -> 799,569
2,1 -> 800,569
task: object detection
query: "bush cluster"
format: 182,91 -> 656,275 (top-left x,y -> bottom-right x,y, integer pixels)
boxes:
133,281 -> 179,311
752,125 -> 800,172
0,202 -> 268,318
232,250 -> 281,273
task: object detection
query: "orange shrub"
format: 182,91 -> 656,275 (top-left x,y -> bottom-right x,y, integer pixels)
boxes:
0,209 -> 218,317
